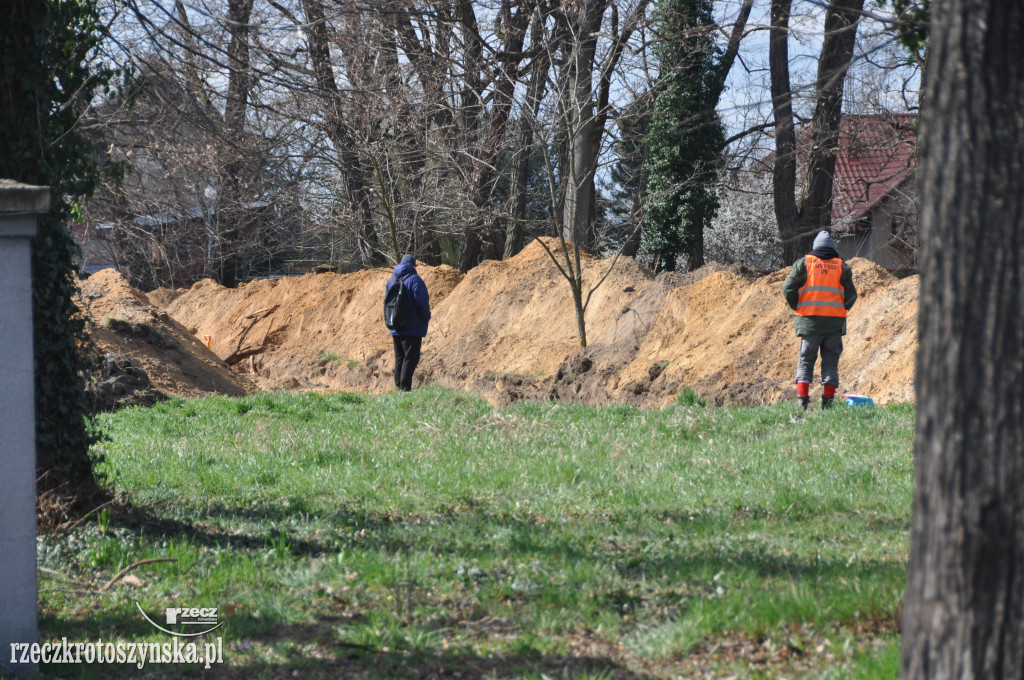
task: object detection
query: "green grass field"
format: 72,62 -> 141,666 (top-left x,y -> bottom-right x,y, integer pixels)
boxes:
35,386 -> 914,679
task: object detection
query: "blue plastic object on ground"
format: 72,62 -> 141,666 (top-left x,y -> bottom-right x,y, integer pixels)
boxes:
842,393 -> 874,407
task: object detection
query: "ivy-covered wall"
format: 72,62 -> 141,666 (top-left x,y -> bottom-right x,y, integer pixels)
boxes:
1,0 -> 114,495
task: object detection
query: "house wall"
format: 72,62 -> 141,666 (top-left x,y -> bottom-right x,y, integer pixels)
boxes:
836,177 -> 917,270
73,224 -> 118,272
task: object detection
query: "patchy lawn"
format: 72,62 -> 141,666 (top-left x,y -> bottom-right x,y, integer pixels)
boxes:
36,387 -> 912,679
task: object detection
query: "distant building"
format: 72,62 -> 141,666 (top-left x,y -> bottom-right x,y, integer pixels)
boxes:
72,222 -> 117,275
829,114 -> 917,271
72,201 -> 272,286
76,60 -> 295,290
757,113 -> 918,271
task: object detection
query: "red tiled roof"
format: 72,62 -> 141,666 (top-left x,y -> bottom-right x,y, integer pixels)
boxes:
757,114 -> 917,225
831,114 -> 916,224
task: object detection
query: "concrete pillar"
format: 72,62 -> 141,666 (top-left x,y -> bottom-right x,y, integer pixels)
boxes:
0,180 -> 47,678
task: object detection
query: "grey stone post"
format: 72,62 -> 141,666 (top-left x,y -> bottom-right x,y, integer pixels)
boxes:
0,180 -> 47,678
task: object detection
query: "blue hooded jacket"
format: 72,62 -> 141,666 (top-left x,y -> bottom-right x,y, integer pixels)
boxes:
385,257 -> 431,337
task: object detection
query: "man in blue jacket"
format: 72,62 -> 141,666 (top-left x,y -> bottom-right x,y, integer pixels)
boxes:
385,254 -> 431,391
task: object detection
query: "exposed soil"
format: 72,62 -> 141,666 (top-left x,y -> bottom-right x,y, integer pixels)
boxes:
78,238 -> 918,408
76,269 -> 255,405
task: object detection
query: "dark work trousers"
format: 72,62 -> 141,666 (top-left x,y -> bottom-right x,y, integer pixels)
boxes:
392,335 -> 422,391
796,334 -> 843,386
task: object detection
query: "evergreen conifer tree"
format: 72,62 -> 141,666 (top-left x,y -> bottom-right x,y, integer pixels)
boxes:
641,0 -> 725,272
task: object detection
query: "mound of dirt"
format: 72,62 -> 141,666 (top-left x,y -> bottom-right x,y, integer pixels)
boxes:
76,269 -> 256,403
421,240 -> 655,391
163,264 -> 464,393
86,238 -> 918,408
145,286 -> 185,309
562,258 -> 917,407
423,241 -> 916,407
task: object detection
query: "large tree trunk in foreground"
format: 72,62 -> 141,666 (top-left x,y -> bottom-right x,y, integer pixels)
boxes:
901,2 -> 1024,679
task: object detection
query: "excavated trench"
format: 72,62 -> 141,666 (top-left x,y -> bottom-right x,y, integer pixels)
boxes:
78,238 -> 918,409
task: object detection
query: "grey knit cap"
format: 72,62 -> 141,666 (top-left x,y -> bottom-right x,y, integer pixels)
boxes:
812,231 -> 836,251
400,254 -> 416,265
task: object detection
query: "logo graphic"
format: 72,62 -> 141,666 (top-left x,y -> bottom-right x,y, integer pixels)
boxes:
136,603 -> 224,637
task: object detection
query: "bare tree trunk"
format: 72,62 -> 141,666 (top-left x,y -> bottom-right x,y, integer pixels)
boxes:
901,2 -> 1024,679
223,0 -> 253,138
417,232 -> 442,267
174,1 -> 218,119
555,0 -> 609,252
769,0 -> 798,263
457,231 -> 483,272
301,0 -> 380,268
770,0 -> 863,265
715,0 -> 754,98
572,283 -> 587,348
504,15 -> 550,260
561,117 -> 601,251
619,183 -> 644,258
555,1 -> 646,254
454,0 -> 488,272
216,0 -> 255,286
456,0 -> 532,272
796,0 -> 864,248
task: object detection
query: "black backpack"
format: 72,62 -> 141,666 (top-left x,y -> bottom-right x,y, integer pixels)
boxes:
383,273 -> 413,330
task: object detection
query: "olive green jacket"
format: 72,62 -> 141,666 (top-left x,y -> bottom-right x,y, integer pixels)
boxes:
782,256 -> 858,336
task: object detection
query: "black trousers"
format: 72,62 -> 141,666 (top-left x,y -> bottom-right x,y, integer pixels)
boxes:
392,335 -> 422,391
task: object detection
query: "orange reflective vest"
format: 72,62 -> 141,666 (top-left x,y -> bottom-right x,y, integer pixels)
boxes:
796,255 -> 847,318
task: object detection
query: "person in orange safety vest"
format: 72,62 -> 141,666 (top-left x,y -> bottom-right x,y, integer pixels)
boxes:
782,231 -> 858,410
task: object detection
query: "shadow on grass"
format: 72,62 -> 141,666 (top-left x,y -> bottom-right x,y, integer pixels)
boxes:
106,497 -> 905,588
40,501 -> 903,679
230,618 -> 643,680
112,499 -> 343,557
38,609 -> 639,680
